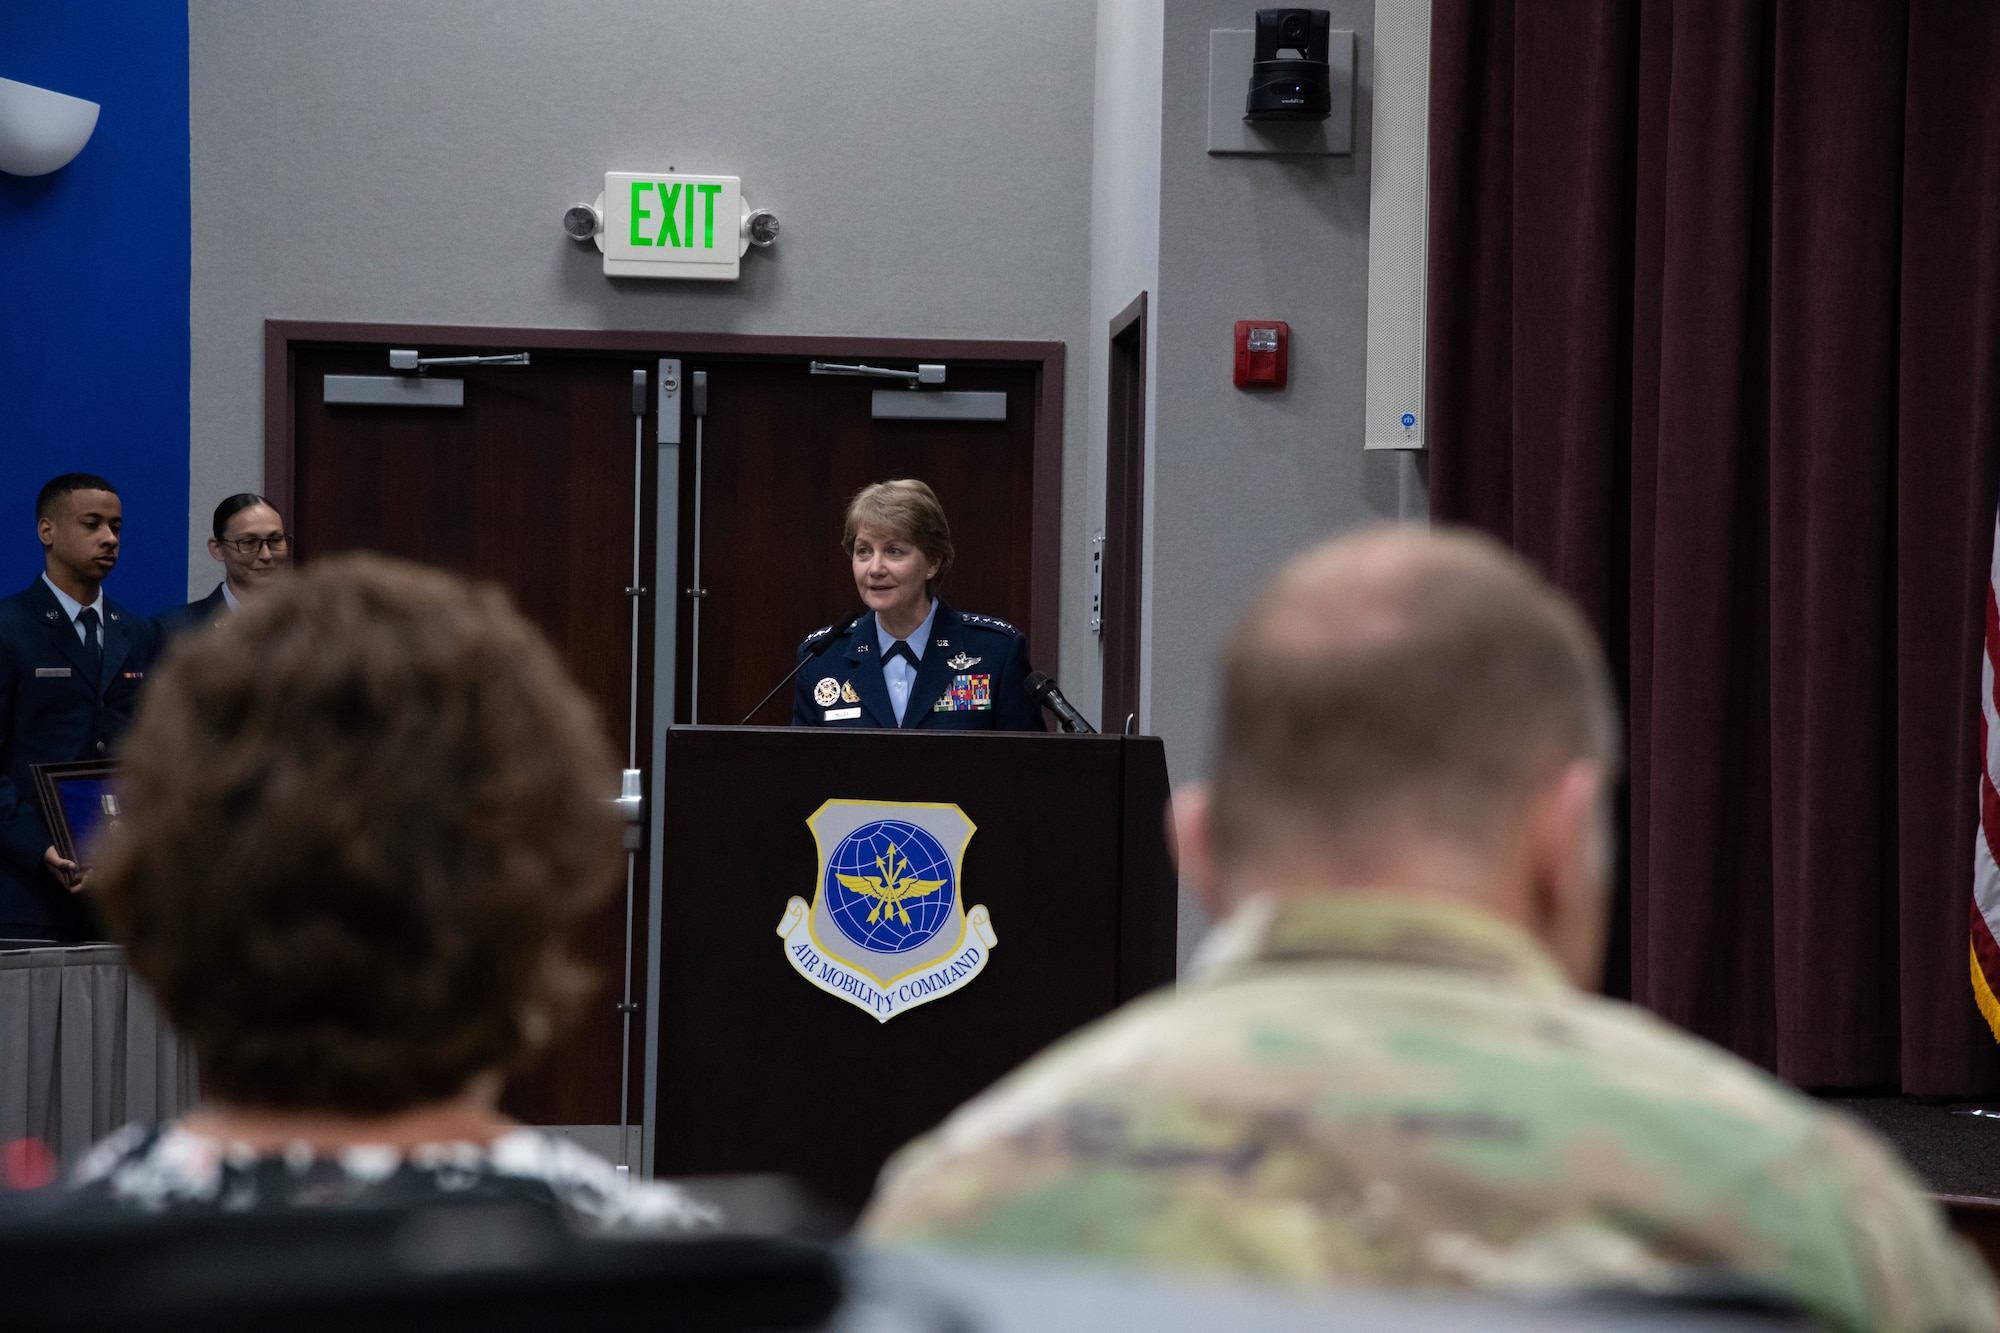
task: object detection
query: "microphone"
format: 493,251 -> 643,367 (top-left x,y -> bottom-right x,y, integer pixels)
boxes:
739,609 -> 868,726
1025,671 -> 1097,734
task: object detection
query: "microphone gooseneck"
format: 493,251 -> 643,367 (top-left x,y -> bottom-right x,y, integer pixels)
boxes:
739,609 -> 869,726
1025,671 -> 1097,734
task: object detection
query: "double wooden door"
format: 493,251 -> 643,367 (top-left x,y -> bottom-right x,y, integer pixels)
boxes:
287,338 -> 1046,1130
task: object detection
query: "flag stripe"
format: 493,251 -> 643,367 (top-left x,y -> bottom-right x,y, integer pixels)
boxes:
1988,580 -> 2000,704
1983,775 -> 2000,883
1985,632 -> 2000,782
1987,580 -> 2000,693
1987,587 -> 2000,773
1976,886 -> 2000,980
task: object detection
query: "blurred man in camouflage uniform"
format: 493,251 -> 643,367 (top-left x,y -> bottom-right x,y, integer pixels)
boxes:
862,527 -> 1997,1332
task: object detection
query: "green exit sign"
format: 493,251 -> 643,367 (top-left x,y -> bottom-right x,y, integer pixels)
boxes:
602,172 -> 744,280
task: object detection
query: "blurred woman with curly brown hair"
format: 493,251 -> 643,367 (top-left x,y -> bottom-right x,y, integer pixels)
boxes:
53,553 -> 710,1231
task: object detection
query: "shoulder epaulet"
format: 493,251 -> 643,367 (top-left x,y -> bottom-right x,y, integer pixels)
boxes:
800,622 -> 836,649
958,612 -> 1022,636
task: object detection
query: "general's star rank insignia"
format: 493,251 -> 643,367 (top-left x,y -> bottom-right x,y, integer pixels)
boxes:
813,677 -> 841,707
947,652 -> 980,670
841,681 -> 860,704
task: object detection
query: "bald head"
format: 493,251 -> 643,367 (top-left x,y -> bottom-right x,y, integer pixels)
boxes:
1208,526 -> 1620,886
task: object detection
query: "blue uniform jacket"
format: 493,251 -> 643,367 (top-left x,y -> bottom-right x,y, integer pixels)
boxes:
157,583 -> 229,639
0,579 -> 161,940
791,601 -> 1045,732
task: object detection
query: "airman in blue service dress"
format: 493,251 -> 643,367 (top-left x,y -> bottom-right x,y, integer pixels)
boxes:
792,600 -> 1044,731
0,577 -> 160,941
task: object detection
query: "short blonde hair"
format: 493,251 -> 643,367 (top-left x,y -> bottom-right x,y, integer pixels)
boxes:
842,479 -> 955,594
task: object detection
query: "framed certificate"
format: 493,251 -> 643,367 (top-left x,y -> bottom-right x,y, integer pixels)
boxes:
31,760 -> 122,867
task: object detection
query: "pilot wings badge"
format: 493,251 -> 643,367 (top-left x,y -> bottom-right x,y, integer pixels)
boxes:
775,799 -> 997,1022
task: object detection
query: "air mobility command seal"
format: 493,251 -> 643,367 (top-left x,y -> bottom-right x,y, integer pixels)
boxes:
775,799 -> 997,1022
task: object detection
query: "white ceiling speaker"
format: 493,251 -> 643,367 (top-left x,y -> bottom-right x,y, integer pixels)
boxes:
0,76 -> 100,177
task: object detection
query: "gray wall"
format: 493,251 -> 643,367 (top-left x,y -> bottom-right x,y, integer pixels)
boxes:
1150,0 -> 1426,955
1081,0 -> 1165,735
188,0 -> 1101,677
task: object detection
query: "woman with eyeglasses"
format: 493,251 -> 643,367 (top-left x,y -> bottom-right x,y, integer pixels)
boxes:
158,493 -> 292,638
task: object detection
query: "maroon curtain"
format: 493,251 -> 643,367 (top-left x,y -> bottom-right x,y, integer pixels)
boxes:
1428,0 -> 2000,1094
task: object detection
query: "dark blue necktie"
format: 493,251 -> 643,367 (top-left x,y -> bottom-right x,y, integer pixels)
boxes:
78,607 -> 103,683
885,639 -> 918,666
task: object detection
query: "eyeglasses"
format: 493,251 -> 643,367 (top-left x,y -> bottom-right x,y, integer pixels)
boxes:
218,534 -> 290,554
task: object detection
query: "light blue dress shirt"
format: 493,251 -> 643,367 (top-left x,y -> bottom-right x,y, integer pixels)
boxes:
878,598 -> 940,725
41,573 -> 106,647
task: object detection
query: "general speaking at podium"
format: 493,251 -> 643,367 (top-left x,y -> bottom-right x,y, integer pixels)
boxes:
791,480 -> 1043,732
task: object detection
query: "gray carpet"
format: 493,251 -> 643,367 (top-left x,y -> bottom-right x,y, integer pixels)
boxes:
1826,1097 -> 2000,1197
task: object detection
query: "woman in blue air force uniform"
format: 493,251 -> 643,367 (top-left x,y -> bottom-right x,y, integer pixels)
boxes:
793,479 -> 1044,731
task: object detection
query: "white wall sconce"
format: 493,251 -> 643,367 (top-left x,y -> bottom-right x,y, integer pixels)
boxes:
0,76 -> 100,177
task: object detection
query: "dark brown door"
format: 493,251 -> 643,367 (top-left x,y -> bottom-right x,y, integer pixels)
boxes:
1101,294 -> 1147,734
678,360 -> 1042,726
291,345 -> 653,1128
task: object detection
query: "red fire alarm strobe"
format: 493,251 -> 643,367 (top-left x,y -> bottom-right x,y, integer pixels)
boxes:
1234,320 -> 1289,389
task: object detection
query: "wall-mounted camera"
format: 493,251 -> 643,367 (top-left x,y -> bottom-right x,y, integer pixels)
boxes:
1245,8 -> 1333,121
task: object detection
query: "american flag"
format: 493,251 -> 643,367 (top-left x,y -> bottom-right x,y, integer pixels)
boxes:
1976,509 -> 2000,1040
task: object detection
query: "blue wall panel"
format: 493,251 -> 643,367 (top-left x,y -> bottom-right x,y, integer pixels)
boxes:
0,4 -> 190,617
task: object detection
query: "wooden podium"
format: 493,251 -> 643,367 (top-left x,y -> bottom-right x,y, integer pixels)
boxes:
650,725 -> 1177,1214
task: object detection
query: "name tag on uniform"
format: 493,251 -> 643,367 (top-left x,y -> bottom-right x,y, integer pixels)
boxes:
35,667 -> 71,678
824,707 -> 862,721
933,674 -> 993,712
